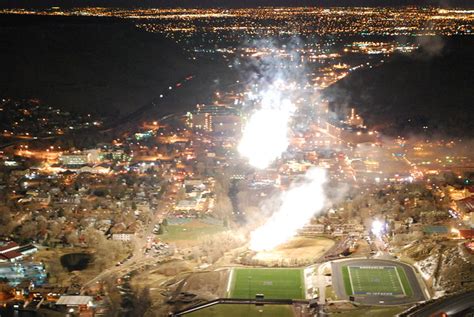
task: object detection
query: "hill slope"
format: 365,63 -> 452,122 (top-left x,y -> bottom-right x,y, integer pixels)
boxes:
324,37 -> 474,138
0,15 -> 203,116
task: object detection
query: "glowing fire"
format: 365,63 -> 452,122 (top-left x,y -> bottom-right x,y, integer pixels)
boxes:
238,85 -> 295,169
249,168 -> 327,251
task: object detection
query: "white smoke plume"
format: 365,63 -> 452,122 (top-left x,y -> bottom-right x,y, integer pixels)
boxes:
238,81 -> 295,169
249,168 -> 327,251
237,38 -> 312,169
236,39 -> 331,250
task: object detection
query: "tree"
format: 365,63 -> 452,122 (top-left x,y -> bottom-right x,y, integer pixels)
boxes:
214,193 -> 233,219
0,206 -> 14,236
48,222 -> 63,239
19,222 -> 38,241
157,226 -> 164,235
132,287 -> 152,317
65,231 -> 79,246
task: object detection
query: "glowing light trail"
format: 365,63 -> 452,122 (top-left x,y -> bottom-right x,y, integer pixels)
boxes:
249,168 -> 327,251
238,85 -> 295,169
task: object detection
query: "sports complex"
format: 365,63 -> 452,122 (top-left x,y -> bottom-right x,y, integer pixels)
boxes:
331,259 -> 426,305
174,258 -> 428,315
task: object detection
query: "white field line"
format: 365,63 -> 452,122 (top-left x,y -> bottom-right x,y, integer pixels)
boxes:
226,268 -> 234,296
347,266 -> 355,295
394,267 -> 406,296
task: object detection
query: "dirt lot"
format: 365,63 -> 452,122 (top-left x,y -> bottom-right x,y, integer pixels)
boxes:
251,237 -> 335,266
181,269 -> 230,299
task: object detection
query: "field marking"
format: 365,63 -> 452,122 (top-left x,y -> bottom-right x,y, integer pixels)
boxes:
347,266 -> 355,295
347,265 -> 407,296
226,268 -> 234,296
394,267 -> 406,296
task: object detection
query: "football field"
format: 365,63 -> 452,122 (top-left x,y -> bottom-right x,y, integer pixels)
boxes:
342,265 -> 413,296
229,268 -> 305,299
187,304 -> 294,317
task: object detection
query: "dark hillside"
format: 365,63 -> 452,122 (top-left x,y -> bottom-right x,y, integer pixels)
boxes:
0,14 -> 218,117
324,37 -> 474,138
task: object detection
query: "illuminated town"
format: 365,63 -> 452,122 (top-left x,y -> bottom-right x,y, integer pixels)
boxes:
0,3 -> 472,317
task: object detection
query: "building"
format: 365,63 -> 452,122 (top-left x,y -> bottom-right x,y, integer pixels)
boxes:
459,229 -> 474,239
0,242 -> 20,254
175,199 -> 199,212
456,196 -> 474,213
298,224 -> 325,236
32,193 -> 51,205
422,225 -> 449,236
18,244 -> 37,256
59,154 -> 89,166
0,242 -> 23,262
56,295 -> 94,315
111,232 -> 135,242
345,108 -> 364,127
0,242 -> 37,262
186,104 -> 241,132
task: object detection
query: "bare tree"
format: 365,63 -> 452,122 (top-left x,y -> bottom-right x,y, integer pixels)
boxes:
0,205 -> 15,236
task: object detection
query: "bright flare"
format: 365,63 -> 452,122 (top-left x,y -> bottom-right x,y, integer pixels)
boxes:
371,219 -> 385,238
249,168 -> 327,251
238,88 -> 295,169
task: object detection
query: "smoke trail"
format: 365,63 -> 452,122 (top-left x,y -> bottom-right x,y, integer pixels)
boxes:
236,39 -> 330,250
249,168 -> 327,251
238,81 -> 295,169
236,38 -> 312,169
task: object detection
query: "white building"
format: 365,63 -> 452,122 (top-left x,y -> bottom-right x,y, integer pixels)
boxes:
112,232 -> 135,242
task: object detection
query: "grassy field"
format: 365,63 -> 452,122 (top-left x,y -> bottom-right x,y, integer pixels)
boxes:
160,221 -> 225,242
342,265 -> 412,296
186,304 -> 294,317
230,268 -> 305,300
396,267 -> 413,296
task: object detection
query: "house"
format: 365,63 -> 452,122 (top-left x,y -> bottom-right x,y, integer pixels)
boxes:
32,193 -> 51,205
459,229 -> 474,239
456,196 -> 474,213
332,226 -> 345,237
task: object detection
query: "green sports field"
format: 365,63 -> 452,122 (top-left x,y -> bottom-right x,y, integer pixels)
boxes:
342,265 -> 413,296
186,304 -> 294,317
229,268 -> 305,299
